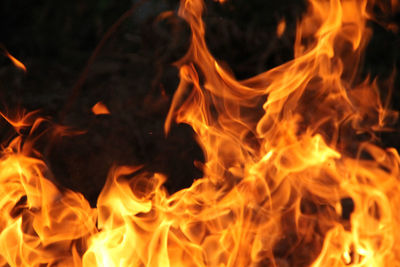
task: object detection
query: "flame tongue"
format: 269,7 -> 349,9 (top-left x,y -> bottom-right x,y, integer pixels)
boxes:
1,45 -> 27,72
168,0 -> 400,265
1,0 -> 399,266
0,142 -> 96,266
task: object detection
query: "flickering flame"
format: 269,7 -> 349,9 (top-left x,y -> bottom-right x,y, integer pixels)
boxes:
91,102 -> 110,115
0,112 -> 97,266
276,18 -> 286,38
0,0 -> 399,266
1,47 -> 27,72
7,53 -> 27,72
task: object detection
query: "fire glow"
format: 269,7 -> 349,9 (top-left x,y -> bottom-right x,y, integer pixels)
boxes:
0,0 -> 399,266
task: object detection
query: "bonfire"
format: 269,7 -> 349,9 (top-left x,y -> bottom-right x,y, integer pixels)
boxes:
0,0 -> 399,266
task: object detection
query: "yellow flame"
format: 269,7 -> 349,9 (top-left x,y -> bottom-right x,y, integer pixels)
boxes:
0,0 -> 399,266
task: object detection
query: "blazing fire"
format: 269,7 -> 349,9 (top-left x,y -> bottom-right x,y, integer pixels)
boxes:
0,0 -> 399,266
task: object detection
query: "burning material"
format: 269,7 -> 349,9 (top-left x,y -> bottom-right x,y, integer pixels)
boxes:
276,19 -> 286,38
0,0 -> 399,266
1,44 -> 27,72
91,102 -> 110,115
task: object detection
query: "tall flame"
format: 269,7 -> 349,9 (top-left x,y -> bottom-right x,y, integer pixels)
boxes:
0,0 -> 399,266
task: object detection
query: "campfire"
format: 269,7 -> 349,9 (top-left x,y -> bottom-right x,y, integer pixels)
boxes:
1,0 -> 399,266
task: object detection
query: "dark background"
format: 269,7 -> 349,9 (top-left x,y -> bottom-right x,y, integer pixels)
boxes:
0,0 -> 399,206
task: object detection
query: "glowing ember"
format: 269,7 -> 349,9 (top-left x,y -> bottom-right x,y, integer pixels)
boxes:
0,0 -> 399,266
276,18 -> 286,38
1,45 -> 27,72
91,102 -> 110,115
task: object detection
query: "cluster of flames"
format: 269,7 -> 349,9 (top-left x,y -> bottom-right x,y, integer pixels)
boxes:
1,0 -> 399,266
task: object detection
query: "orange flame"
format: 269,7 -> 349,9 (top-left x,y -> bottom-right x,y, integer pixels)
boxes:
276,18 -> 286,38
0,0 -> 399,266
2,48 -> 27,72
91,102 -> 110,115
7,53 -> 27,72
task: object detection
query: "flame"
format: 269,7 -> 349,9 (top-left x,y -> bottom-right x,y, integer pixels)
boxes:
276,18 -> 286,38
0,0 -> 399,266
91,102 -> 110,115
1,47 -> 27,72
7,53 -> 27,72
0,112 -> 97,266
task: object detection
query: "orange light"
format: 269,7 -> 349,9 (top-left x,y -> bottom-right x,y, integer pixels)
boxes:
276,18 -> 286,37
92,102 -> 110,115
4,51 -> 27,72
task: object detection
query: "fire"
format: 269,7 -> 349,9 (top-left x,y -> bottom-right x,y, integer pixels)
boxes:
0,0 -> 399,266
6,53 -> 27,72
1,45 -> 27,72
91,102 -> 110,115
277,19 -> 286,38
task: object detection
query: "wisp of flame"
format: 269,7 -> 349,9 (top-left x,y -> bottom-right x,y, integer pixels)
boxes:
0,0 -> 399,266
